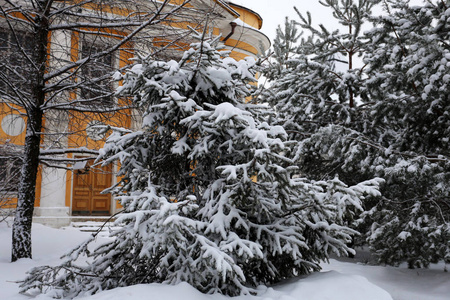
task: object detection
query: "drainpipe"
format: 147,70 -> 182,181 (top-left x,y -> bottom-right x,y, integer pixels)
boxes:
223,22 -> 237,42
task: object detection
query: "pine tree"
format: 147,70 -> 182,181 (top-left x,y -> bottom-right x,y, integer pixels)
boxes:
264,0 -> 450,268
296,124 -> 449,268
20,35 -> 382,298
264,0 -> 380,141
264,17 -> 301,81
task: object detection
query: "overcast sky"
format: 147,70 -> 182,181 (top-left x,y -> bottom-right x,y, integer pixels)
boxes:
230,0 -> 424,43
230,0 -> 350,41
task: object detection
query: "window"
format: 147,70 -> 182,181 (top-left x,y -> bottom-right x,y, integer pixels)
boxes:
0,151 -> 22,193
0,28 -> 33,97
79,36 -> 115,107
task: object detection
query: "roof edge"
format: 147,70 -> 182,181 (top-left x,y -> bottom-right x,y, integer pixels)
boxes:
214,0 -> 240,18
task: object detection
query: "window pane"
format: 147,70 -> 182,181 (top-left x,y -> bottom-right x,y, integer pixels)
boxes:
0,153 -> 22,193
0,29 -> 33,96
79,38 -> 114,107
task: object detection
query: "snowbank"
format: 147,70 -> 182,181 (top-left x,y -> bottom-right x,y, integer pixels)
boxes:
77,272 -> 392,300
1,221 -> 449,300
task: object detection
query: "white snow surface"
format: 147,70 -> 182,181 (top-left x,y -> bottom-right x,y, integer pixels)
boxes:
1,221 -> 449,300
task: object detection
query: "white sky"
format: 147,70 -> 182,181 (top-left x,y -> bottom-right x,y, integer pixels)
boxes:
230,0 -> 339,41
230,0 -> 424,43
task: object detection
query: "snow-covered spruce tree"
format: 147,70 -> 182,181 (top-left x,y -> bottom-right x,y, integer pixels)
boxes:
21,35 -> 382,297
264,0 -> 380,140
359,0 -> 450,268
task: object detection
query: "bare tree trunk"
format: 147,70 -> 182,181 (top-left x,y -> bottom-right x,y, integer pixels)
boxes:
2,0 -> 199,262
11,2 -> 50,262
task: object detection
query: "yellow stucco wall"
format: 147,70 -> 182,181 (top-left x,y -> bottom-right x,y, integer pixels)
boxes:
0,0 -> 266,214
0,103 -> 42,207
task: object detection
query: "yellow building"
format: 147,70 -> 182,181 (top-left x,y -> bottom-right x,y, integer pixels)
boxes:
0,0 -> 270,227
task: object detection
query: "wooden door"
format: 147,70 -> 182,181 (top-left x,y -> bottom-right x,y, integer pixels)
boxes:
72,161 -> 112,216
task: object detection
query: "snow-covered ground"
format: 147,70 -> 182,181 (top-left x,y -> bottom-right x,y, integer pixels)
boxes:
1,221 -> 449,300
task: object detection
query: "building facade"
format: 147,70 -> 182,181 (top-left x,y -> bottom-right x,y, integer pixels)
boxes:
0,0 -> 270,227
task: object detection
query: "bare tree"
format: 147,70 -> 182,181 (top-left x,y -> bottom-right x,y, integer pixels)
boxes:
0,0 -> 214,262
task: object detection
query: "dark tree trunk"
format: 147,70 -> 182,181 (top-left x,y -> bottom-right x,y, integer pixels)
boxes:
11,2 -> 50,262
11,113 -> 43,261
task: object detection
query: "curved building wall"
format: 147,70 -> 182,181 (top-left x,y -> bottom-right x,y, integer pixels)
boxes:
0,0 -> 271,227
